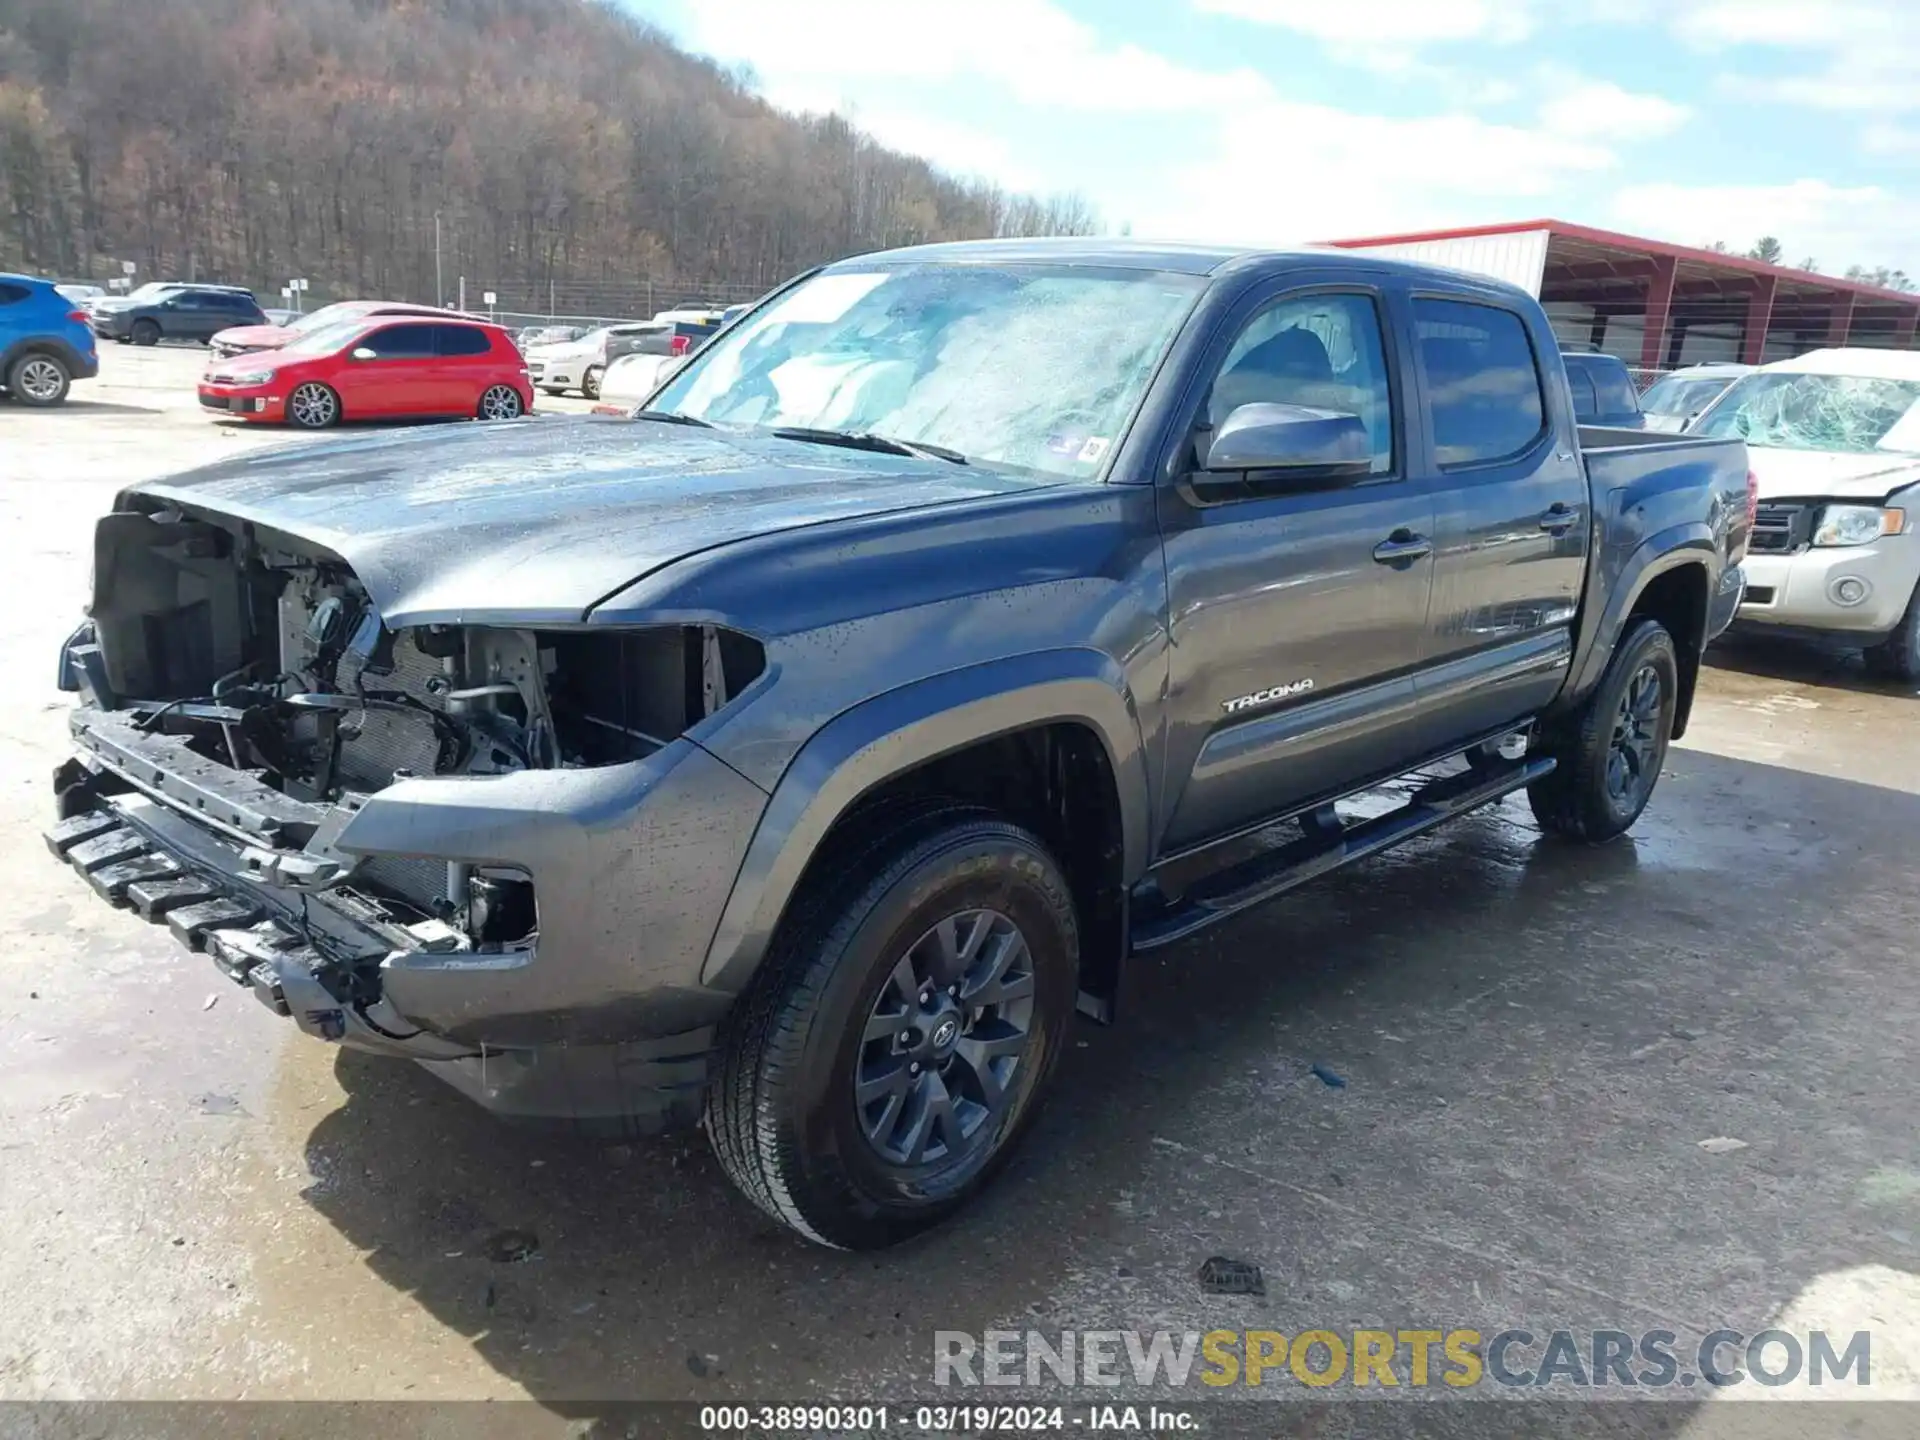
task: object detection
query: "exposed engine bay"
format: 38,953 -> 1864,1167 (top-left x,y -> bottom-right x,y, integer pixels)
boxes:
71,502 -> 764,945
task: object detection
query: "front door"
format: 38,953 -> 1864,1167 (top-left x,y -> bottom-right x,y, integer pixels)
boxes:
1411,296 -> 1591,740
338,321 -> 438,415
1157,281 -> 1436,853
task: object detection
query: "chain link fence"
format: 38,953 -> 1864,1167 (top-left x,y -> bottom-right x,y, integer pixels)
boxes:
447,278 -> 771,333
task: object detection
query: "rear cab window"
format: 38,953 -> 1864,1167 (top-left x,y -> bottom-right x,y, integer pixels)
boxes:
1415,298 -> 1548,467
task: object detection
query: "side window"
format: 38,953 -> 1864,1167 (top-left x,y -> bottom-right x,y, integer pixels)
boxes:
1415,299 -> 1547,466
361,323 -> 436,359
1206,291 -> 1395,477
0,282 -> 27,306
434,325 -> 491,357
1567,365 -> 1598,421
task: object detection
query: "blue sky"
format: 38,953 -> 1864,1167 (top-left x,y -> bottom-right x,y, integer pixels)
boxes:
627,0 -> 1920,274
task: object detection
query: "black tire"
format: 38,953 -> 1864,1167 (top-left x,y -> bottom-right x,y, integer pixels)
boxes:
707,807 -> 1079,1249
1863,583 -> 1920,683
285,380 -> 341,430
7,351 -> 71,406
476,384 -> 523,421
131,319 -> 160,347
1528,617 -> 1678,842
581,365 -> 603,401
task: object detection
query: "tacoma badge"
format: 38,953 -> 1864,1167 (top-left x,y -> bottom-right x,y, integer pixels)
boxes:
1222,678 -> 1315,714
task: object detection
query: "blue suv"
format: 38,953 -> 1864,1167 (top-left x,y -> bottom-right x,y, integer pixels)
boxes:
1,274 -> 99,407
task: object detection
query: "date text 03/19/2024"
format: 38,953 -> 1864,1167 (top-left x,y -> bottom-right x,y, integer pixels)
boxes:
698,1405 -> 1196,1431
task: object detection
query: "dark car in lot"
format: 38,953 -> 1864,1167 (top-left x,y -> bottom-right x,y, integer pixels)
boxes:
49,239 -> 1751,1249
92,285 -> 266,347
1563,351 -> 1646,428
0,273 -> 99,406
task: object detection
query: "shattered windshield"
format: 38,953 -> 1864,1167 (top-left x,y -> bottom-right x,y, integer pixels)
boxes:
651,262 -> 1205,478
1691,371 -> 1920,455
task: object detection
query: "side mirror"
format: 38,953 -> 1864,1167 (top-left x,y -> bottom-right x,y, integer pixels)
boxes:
1201,402 -> 1373,477
350,347 -> 377,361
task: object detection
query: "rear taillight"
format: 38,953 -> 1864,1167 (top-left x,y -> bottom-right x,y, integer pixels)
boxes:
66,310 -> 88,324
670,333 -> 691,357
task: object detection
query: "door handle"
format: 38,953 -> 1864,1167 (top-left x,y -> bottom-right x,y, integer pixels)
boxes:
1372,530 -> 1432,565
1539,504 -> 1579,533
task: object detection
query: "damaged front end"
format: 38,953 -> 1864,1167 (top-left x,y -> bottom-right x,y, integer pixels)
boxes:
50,499 -> 771,1126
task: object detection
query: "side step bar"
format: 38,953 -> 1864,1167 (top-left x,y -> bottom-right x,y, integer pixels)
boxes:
1130,755 -> 1555,953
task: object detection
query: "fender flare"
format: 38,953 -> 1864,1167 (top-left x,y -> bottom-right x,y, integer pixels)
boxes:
700,648 -> 1151,993
1563,523 -> 1718,710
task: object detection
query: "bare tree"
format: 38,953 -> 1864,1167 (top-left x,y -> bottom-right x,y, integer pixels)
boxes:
0,0 -> 1102,295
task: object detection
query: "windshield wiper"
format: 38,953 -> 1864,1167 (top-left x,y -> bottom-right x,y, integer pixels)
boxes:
770,425 -> 968,465
633,408 -> 712,428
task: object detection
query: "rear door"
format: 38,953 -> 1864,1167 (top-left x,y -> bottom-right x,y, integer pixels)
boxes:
337,321 -> 437,415
1413,295 -> 1590,741
430,323 -> 493,412
1156,275 -> 1437,852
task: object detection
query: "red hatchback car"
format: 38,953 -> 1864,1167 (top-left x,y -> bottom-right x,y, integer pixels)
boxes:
198,316 -> 532,428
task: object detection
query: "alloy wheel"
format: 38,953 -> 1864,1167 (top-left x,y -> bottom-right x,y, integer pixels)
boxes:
1606,662 -> 1663,806
15,358 -> 65,402
479,385 -> 523,420
288,382 -> 338,428
854,908 -> 1037,1168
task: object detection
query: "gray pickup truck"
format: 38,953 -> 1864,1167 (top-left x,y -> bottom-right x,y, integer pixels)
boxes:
48,240 -> 1751,1249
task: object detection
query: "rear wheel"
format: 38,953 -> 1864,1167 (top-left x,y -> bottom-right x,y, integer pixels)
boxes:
286,381 -> 340,429
581,365 -> 604,400
477,384 -> 523,421
131,319 -> 160,347
707,808 -> 1078,1249
7,352 -> 70,406
1863,583 -> 1920,683
1528,618 -> 1678,842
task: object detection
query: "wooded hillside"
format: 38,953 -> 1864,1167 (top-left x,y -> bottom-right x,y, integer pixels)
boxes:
0,0 -> 1097,306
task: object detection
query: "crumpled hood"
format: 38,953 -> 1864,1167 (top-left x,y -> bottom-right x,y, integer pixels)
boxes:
1750,447 -> 1920,502
129,417 -> 1063,626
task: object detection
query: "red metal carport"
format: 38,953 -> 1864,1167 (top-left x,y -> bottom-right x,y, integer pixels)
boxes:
1327,219 -> 1920,372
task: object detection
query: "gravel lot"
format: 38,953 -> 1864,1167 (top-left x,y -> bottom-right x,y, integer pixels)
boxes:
3,345 -> 1918,1433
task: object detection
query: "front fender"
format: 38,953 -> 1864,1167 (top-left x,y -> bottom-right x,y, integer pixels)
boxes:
700,648 -> 1150,993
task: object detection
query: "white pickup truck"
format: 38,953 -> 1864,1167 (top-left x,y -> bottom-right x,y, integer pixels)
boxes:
1694,348 -> 1920,679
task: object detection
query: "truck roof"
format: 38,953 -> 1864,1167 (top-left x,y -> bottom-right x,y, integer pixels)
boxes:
830,235 -> 1541,300
1761,347 -> 1920,381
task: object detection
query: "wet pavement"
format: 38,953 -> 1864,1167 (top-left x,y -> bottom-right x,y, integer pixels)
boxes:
4,356 -> 1919,1430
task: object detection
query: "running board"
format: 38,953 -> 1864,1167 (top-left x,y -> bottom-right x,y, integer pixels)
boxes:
1130,755 -> 1556,954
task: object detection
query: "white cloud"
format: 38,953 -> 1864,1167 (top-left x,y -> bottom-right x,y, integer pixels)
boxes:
680,0 -> 1269,114
1537,77 -> 1690,142
1191,0 -> 1534,45
845,110 -> 1045,191
1671,0 -> 1920,114
1608,180 -> 1920,276
1132,100 -> 1614,244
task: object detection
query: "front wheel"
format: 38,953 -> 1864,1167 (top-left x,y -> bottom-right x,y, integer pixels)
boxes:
477,384 -> 523,421
131,319 -> 160,347
1863,583 -> 1920,683
7,352 -> 71,406
1528,618 -> 1678,842
707,808 -> 1079,1249
285,381 -> 341,429
581,365 -> 603,400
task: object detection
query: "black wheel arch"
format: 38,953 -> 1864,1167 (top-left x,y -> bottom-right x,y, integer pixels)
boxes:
700,652 -> 1149,1020
1558,535 -> 1714,741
